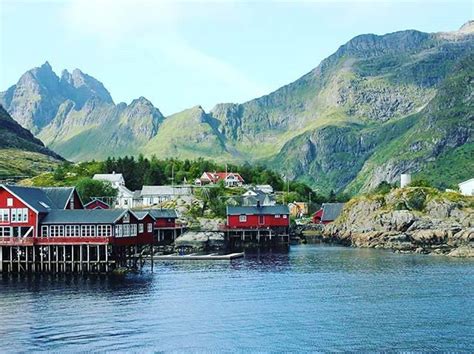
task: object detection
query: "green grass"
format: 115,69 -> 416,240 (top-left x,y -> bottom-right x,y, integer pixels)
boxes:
0,149 -> 60,177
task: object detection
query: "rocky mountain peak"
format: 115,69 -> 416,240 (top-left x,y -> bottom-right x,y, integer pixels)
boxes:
459,20 -> 474,33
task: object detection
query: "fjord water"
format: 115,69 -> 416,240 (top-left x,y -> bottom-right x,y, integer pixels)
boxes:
0,245 -> 472,352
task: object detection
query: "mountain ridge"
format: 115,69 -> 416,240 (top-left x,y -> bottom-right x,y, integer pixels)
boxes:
1,22 -> 473,192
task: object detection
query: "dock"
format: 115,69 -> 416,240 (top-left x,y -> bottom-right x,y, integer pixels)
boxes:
152,252 -> 244,261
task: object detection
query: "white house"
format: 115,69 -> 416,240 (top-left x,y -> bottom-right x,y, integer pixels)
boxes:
255,185 -> 273,194
197,172 -> 245,187
140,185 -> 192,206
459,178 -> 474,196
93,172 -> 125,188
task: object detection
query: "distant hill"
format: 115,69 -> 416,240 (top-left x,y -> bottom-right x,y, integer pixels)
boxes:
1,21 -> 473,193
0,105 -> 62,176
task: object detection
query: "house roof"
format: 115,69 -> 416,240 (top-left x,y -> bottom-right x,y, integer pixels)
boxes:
117,184 -> 134,197
201,172 -> 244,183
41,187 -> 76,209
141,185 -> 191,196
133,211 -> 155,220
93,173 -> 124,184
2,185 -> 53,213
41,209 -> 129,224
84,198 -> 110,208
227,205 -> 289,216
321,203 -> 345,221
146,209 -> 178,219
459,178 -> 474,186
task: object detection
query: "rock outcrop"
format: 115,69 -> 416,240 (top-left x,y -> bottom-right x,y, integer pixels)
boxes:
323,187 -> 474,257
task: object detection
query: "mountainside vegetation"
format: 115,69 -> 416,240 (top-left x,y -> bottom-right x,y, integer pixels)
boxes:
2,22 -> 473,194
0,105 -> 62,176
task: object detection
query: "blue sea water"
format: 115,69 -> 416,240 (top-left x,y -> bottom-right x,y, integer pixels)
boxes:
0,245 -> 473,352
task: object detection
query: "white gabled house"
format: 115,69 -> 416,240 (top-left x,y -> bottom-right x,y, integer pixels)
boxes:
93,172 -> 125,188
459,178 -> 474,196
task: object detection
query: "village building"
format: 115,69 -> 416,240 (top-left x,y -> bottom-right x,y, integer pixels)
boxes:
312,203 -> 345,224
92,172 -> 125,188
288,202 -> 308,218
139,209 -> 185,243
196,172 -> 245,187
255,185 -> 274,194
458,178 -> 474,196
0,184 -> 155,273
140,185 -> 192,206
224,204 -> 290,246
84,198 -> 110,210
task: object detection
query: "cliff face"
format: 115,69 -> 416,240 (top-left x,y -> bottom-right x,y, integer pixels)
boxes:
323,188 -> 474,257
1,63 -> 164,161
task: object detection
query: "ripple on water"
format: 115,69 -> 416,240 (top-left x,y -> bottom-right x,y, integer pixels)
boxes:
0,245 -> 473,352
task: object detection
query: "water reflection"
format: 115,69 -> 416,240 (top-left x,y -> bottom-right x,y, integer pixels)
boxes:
0,245 -> 472,352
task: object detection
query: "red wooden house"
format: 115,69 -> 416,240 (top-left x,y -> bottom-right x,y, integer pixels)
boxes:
226,205 -> 290,230
0,184 -> 154,246
85,199 -> 111,210
144,209 -> 184,243
312,203 -> 345,224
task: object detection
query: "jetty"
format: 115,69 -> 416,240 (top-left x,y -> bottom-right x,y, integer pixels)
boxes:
152,252 -> 244,261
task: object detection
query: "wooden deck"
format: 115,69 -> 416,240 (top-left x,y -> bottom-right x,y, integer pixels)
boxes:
152,252 -> 244,261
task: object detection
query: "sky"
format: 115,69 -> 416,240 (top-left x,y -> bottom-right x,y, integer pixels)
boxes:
0,0 -> 472,115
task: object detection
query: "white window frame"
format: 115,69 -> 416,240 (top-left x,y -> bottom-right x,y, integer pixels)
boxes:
283,215 -> 288,219
147,223 -> 153,233
131,224 -> 137,237
0,209 -> 10,223
275,214 -> 281,218
239,215 -> 247,222
41,226 -> 49,237
0,226 -> 12,237
7,198 -> 13,207
139,223 -> 144,233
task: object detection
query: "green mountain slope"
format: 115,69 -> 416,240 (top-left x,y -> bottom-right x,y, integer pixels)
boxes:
0,105 -> 62,175
1,22 -> 473,192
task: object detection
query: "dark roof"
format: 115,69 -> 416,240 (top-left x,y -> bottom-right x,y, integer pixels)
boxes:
133,211 -> 156,220
2,185 -> 79,212
84,199 -> 110,208
41,187 -> 75,209
146,209 -> 178,219
41,209 -> 128,224
227,205 -> 289,216
3,185 -> 54,213
321,203 -> 345,221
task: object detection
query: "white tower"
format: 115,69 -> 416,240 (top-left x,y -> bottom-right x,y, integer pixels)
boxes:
401,174 -> 412,188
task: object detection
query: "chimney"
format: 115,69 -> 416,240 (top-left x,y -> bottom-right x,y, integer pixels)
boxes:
257,200 -> 261,208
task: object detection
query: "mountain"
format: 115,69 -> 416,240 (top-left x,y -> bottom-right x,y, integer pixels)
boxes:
0,105 -> 62,176
1,64 -> 164,160
1,22 -> 473,193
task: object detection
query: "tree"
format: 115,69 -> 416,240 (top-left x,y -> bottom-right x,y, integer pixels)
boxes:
76,178 -> 117,204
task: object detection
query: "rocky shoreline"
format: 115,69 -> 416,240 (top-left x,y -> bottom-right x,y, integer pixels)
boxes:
320,187 -> 474,257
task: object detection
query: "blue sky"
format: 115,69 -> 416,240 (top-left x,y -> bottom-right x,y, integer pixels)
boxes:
1,0 -> 472,115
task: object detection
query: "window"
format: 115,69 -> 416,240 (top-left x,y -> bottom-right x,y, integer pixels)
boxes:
7,198 -> 13,207
41,226 -> 48,237
139,223 -> 144,233
70,199 -> 75,209
123,224 -> 130,237
81,225 -> 96,237
10,208 -> 28,223
283,215 -> 288,219
147,223 -> 153,233
50,225 -> 64,237
0,209 -> 9,223
0,227 -> 12,237
98,225 -> 112,237
275,214 -> 281,218
131,224 -> 137,237
123,213 -> 130,223
239,215 -> 247,222
65,225 -> 80,237
115,225 -> 123,238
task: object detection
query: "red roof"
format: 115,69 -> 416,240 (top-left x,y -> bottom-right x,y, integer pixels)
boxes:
201,172 -> 244,183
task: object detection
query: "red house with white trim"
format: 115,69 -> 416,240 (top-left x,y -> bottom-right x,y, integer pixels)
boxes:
197,172 -> 244,187
85,199 -> 110,210
226,205 -> 290,231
